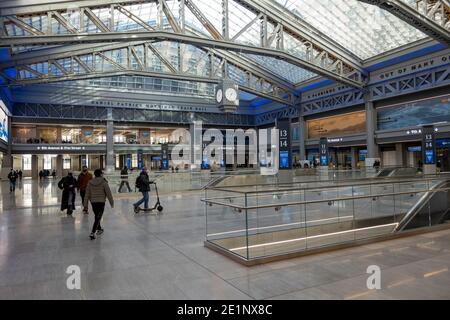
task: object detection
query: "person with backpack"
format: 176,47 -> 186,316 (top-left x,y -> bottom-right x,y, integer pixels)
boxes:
133,167 -> 151,211
118,166 -> 132,193
8,169 -> 18,193
77,166 -> 93,214
84,169 -> 114,240
58,172 -> 77,215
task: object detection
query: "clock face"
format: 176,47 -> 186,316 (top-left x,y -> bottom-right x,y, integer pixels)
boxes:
225,88 -> 237,102
216,89 -> 223,103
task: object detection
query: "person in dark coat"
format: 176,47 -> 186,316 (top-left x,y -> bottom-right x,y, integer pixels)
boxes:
58,172 -> 77,215
8,169 -> 18,193
133,167 -> 151,210
118,166 -> 132,193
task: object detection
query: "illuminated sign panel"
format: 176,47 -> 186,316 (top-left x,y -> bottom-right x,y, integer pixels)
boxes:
422,126 -> 436,165
278,119 -> 291,170
0,100 -> 9,143
319,138 -> 329,167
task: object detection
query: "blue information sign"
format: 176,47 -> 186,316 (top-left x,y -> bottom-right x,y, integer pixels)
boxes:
161,144 -> 169,170
277,119 -> 291,170
319,138 -> 329,166
422,126 -> 436,165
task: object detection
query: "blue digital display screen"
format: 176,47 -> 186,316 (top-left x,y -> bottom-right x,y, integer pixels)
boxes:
201,158 -> 209,169
425,150 -> 435,165
279,151 -> 289,169
320,155 -> 328,166
161,159 -> 169,170
358,150 -> 368,161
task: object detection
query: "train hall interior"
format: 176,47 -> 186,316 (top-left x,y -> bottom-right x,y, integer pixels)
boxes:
0,0 -> 450,301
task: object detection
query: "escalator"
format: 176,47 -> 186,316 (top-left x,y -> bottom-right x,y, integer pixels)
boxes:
376,167 -> 419,178
395,180 -> 450,232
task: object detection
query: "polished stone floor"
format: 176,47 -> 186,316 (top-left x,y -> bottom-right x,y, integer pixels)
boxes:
0,179 -> 450,300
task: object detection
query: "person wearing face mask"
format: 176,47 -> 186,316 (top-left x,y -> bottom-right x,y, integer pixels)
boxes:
77,166 -> 93,214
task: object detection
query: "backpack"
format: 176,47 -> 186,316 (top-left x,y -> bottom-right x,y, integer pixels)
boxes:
135,176 -> 142,190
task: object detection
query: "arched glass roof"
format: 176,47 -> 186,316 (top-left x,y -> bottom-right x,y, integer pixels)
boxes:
276,0 -> 427,59
1,0 -> 437,103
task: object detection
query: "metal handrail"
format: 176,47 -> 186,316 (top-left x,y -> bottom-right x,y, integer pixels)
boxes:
207,170 -> 439,193
208,175 -> 448,195
201,186 -> 450,211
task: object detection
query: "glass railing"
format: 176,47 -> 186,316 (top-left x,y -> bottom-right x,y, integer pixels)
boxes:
203,174 -> 450,262
67,166 -> 423,195
70,168 -> 262,194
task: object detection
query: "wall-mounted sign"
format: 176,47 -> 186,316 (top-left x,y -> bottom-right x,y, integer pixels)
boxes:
319,137 -> 329,166
408,146 -> 422,152
422,125 -> 436,165
327,138 -> 344,143
90,100 -> 210,113
277,119 -> 291,170
303,85 -> 351,101
372,51 -> 450,82
37,146 -> 86,151
12,144 -> 106,154
406,129 -> 422,135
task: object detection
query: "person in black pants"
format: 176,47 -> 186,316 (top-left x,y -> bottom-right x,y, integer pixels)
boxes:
118,166 -> 132,193
8,169 -> 18,193
84,169 -> 114,240
58,172 -> 77,215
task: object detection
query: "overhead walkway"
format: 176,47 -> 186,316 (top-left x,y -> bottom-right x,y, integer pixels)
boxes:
202,171 -> 450,265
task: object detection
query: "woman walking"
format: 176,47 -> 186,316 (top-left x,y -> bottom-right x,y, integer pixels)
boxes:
84,169 -> 114,240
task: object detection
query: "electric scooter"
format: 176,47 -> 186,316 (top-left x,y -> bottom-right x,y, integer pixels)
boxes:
134,181 -> 163,214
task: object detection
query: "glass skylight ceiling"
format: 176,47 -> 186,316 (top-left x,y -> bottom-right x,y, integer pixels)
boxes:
3,0 -> 434,100
275,0 -> 427,59
245,54 -> 316,84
